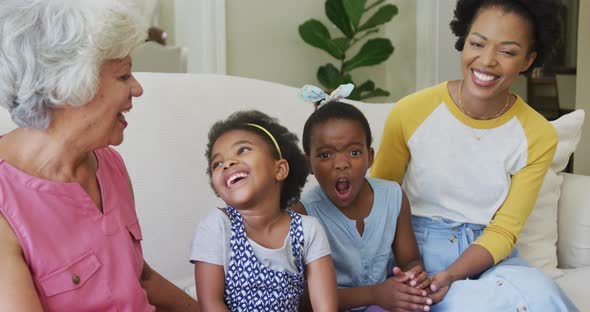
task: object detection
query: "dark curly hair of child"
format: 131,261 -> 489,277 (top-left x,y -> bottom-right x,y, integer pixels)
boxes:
302,102 -> 373,155
206,110 -> 308,209
450,0 -> 562,74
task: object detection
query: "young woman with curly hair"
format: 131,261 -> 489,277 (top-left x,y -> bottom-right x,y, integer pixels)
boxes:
372,0 -> 578,310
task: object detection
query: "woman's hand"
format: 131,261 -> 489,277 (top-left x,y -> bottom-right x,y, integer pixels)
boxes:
429,270 -> 453,292
428,271 -> 452,304
429,284 -> 450,304
141,261 -> 199,311
426,244 -> 495,304
372,272 -> 433,312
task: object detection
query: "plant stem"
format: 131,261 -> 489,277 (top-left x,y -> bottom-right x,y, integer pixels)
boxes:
365,0 -> 385,12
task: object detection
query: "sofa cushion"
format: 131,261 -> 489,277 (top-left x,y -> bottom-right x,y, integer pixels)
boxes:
558,173 -> 590,269
516,110 -> 585,278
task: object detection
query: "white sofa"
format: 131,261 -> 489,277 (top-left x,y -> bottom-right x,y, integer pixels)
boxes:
1,73 -> 588,310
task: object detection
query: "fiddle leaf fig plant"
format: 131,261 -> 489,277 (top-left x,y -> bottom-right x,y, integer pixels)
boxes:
299,0 -> 397,100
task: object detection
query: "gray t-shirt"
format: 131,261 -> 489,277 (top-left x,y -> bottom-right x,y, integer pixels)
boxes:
190,208 -> 331,273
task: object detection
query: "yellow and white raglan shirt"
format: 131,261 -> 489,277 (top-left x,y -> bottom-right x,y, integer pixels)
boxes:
371,81 -> 557,264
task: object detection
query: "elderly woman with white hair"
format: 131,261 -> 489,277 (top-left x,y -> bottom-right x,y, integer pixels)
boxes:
0,0 -> 198,311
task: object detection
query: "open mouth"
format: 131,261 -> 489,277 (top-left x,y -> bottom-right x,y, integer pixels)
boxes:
226,172 -> 248,187
471,69 -> 499,86
334,177 -> 352,200
117,112 -> 128,127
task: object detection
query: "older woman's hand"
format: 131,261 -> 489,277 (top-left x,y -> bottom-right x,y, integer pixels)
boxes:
140,261 -> 199,311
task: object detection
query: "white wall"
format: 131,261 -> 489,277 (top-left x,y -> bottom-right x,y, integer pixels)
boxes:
574,0 -> 589,175
158,0 -> 176,46
132,0 -> 160,26
225,0 -> 416,102
385,1 -> 416,100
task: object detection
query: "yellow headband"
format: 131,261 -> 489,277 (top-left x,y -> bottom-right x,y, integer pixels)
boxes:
244,123 -> 283,159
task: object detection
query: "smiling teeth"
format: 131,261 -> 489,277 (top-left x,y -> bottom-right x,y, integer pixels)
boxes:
473,70 -> 496,82
227,172 -> 248,187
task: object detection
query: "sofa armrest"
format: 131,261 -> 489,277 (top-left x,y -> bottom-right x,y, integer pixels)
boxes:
557,172 -> 590,269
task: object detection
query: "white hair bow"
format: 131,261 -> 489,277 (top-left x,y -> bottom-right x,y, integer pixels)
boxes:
300,83 -> 354,106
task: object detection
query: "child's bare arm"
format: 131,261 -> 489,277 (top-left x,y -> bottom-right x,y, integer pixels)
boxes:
194,262 -> 228,312
393,191 -> 421,268
306,255 -> 337,312
336,285 -> 377,309
393,190 -> 430,289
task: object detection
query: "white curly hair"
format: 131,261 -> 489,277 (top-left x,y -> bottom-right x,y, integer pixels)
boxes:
0,0 -> 147,129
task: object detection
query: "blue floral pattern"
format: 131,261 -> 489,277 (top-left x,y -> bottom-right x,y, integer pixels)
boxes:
224,206 -> 305,311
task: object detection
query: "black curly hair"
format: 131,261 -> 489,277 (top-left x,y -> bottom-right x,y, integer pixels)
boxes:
450,0 -> 562,74
206,110 -> 308,209
302,102 -> 372,155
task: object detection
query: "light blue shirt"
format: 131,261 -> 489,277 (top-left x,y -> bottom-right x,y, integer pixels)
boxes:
301,177 -> 402,288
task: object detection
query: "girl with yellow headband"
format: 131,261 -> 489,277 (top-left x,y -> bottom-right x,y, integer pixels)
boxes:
191,110 -> 337,311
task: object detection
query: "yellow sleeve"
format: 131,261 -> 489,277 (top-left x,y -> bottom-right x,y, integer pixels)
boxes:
371,83 -> 445,183
473,111 -> 558,263
370,102 -> 410,183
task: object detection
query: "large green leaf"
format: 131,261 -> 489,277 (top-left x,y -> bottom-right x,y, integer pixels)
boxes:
341,75 -> 354,85
343,38 -> 393,72
348,90 -> 361,100
332,37 -> 351,52
326,0 -> 353,38
342,0 -> 366,30
299,19 -> 344,59
359,4 -> 398,31
317,64 -> 341,90
356,80 -> 375,93
317,63 -> 353,90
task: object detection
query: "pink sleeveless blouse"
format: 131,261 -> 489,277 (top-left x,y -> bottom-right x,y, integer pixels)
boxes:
0,147 -> 155,311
